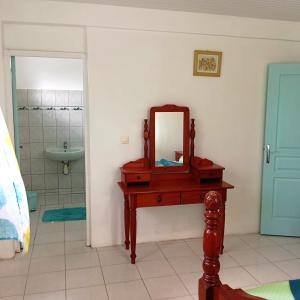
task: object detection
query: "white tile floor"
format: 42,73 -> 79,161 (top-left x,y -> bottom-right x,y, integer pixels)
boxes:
1,210 -> 300,300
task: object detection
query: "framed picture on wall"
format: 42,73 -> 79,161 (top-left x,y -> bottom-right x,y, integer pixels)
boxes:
193,50 -> 222,77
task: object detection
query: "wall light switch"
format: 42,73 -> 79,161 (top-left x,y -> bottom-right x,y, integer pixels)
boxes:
120,136 -> 129,144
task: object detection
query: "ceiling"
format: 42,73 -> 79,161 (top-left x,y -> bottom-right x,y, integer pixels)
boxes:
48,0 -> 300,22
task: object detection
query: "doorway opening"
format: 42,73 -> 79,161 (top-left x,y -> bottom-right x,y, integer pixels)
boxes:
11,56 -> 87,243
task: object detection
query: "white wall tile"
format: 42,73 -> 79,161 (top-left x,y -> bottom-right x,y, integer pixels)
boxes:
71,159 -> 84,173
20,159 -> 31,175
22,175 -> 32,190
31,159 -> 45,174
59,188 -> 71,195
56,110 -> 70,126
42,90 -> 55,106
45,159 -> 58,174
69,91 -> 82,106
45,174 -> 59,189
43,111 -> 56,127
59,194 -> 71,205
30,143 -> 44,159
71,174 -> 84,188
19,127 -> 30,143
59,174 -> 71,189
44,193 -> 59,206
20,143 -> 30,159
55,90 -> 69,106
30,127 -> 43,142
70,111 -> 82,126
18,110 -> 29,126
43,127 -> 57,142
57,127 -> 69,146
70,126 -> 83,143
28,89 -> 42,106
71,193 -> 85,203
29,111 -> 43,126
16,89 -> 28,106
31,174 -> 45,190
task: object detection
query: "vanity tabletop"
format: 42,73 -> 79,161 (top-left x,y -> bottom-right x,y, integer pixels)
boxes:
118,180 -> 233,195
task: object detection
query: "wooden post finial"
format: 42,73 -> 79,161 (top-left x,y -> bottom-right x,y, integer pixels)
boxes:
199,191 -> 222,300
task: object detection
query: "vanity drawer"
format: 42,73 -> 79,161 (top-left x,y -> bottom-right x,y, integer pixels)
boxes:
198,169 -> 223,179
136,192 -> 180,208
126,173 -> 151,183
181,191 -> 207,204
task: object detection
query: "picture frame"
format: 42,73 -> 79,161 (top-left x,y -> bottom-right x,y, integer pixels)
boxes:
193,50 -> 222,77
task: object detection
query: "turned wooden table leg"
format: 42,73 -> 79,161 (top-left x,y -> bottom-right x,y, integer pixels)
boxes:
220,191 -> 227,254
124,194 -> 130,250
130,195 -> 137,264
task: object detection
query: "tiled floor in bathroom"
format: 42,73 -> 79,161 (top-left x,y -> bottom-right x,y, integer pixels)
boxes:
1,209 -> 300,300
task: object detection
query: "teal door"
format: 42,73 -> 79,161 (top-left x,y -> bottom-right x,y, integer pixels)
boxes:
261,64 -> 300,236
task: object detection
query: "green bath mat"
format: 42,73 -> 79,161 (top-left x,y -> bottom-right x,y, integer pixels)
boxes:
42,207 -> 86,222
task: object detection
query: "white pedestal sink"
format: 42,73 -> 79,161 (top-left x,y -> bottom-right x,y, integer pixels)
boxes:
45,146 -> 84,162
45,146 -> 84,175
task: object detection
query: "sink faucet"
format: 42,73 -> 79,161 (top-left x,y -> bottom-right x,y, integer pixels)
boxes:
63,141 -> 68,150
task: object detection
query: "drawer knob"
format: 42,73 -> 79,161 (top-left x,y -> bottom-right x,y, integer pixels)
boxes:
157,195 -> 162,203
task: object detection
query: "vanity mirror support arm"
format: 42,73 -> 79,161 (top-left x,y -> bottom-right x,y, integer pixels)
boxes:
144,119 -> 149,166
190,118 -> 195,160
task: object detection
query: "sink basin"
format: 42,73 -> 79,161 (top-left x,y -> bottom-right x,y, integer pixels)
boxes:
45,146 -> 84,161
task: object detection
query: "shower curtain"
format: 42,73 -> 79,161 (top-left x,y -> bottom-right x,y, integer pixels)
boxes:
0,108 -> 30,254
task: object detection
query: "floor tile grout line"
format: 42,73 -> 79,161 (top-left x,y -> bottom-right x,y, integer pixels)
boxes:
23,208 -> 42,298
157,241 -> 194,297
95,249 -> 110,300
128,256 -> 153,300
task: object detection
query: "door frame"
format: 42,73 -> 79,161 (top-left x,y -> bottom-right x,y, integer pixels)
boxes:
3,49 -> 91,246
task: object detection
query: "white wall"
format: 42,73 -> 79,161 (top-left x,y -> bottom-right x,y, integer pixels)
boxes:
1,0 -> 300,247
15,57 -> 83,90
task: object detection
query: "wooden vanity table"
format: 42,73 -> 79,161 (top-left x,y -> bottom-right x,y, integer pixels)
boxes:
118,104 -> 233,264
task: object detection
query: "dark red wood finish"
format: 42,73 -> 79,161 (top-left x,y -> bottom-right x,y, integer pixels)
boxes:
118,104 -> 234,264
199,192 -> 264,300
149,104 -> 190,172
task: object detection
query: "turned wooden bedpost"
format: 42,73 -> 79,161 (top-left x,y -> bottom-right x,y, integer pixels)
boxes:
190,118 -> 195,159
199,191 -> 222,300
144,119 -> 149,166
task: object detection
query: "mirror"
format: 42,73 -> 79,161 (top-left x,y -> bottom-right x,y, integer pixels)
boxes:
155,112 -> 184,166
149,104 -> 190,172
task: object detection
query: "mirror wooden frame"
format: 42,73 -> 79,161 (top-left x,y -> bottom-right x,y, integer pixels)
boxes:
149,104 -> 190,172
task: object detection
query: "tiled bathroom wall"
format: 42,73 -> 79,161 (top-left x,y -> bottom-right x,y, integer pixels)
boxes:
17,89 -> 85,207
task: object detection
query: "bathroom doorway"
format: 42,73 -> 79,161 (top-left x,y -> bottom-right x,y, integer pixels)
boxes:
11,56 -> 88,245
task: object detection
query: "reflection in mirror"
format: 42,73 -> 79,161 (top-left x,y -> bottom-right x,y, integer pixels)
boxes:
155,112 -> 184,167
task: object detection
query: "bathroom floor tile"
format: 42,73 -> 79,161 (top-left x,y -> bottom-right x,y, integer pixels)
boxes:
24,290 -> 66,300
106,280 -> 150,300
102,263 -> 140,284
29,255 -> 65,274
66,267 -> 104,289
34,231 -> 64,245
0,258 -> 30,277
244,263 -> 289,284
67,285 -> 108,300
144,275 -> 189,300
66,252 -> 99,270
0,275 -> 27,298
32,242 -> 65,258
159,241 -> 196,258
97,247 -> 130,266
26,271 -> 65,294
137,259 -> 175,279
65,241 -> 95,255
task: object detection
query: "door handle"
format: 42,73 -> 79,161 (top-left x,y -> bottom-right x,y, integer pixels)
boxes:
266,144 -> 270,164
